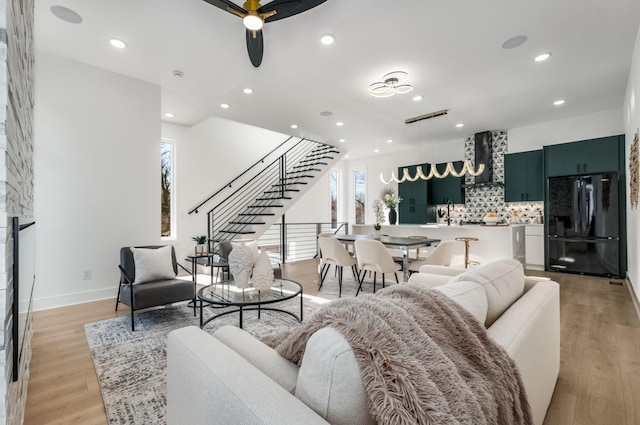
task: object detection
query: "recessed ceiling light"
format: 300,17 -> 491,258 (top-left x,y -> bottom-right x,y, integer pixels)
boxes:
50,5 -> 83,24
320,111 -> 333,117
320,34 -> 335,45
172,70 -> 184,78
456,123 -> 464,128
387,139 -> 393,143
553,99 -> 566,106
374,149 -> 380,153
336,122 -> 344,127
164,112 -> 174,118
412,95 -> 423,101
109,38 -> 127,49
290,124 -> 298,129
243,88 -> 254,94
534,53 -> 551,62
344,155 -> 350,158
220,103 -> 230,109
501,35 -> 528,49
339,139 -> 345,143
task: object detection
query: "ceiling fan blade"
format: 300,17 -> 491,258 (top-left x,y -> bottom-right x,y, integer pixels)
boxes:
201,0 -> 247,17
246,29 -> 264,67
258,0 -> 327,23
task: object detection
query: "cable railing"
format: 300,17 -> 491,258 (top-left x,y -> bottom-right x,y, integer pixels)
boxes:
207,139 -> 340,247
258,221 -> 349,263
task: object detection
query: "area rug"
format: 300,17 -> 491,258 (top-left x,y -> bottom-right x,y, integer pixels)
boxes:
85,296 -> 325,424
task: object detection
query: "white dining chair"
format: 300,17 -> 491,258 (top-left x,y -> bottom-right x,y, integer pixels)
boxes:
354,239 -> 401,295
407,240 -> 456,273
318,237 -> 358,297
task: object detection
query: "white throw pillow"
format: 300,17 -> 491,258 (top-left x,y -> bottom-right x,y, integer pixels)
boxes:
130,246 -> 176,284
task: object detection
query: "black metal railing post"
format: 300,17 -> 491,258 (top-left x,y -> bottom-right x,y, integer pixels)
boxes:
280,214 -> 286,264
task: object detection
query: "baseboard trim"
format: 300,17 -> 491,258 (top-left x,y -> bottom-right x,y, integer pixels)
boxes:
624,277 -> 640,321
32,287 -> 117,311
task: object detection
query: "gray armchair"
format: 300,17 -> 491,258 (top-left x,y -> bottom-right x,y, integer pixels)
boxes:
116,245 -> 195,331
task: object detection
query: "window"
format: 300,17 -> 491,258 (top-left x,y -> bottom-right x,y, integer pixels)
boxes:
330,170 -> 339,225
161,139 -> 176,238
354,170 -> 366,224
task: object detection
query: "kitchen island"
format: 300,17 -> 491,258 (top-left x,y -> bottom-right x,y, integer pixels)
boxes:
352,223 -> 525,268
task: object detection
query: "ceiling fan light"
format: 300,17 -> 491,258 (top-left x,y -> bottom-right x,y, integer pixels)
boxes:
394,84 -> 413,94
243,14 -> 263,30
370,89 -> 395,98
383,71 -> 409,84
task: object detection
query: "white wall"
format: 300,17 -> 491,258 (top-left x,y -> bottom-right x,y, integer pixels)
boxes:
162,118 -> 291,262
508,108 -> 623,152
624,26 -> 640,300
340,108 -> 623,225
33,51 -> 161,310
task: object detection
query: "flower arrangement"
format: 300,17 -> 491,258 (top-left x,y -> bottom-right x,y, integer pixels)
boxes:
373,199 -> 385,228
379,186 -> 403,210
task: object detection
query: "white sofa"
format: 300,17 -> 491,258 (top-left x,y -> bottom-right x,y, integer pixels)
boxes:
167,259 -> 560,425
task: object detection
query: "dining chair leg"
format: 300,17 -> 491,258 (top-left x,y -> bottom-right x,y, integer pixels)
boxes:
373,272 -> 377,293
351,265 -> 359,282
319,263 -> 329,289
382,273 -> 385,288
338,266 -> 343,297
356,269 -> 366,296
394,272 -> 399,284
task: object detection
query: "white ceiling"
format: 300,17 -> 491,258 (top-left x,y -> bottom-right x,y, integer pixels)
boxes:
35,0 -> 640,159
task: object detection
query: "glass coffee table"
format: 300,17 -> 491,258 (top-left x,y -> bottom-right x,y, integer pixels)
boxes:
197,278 -> 303,329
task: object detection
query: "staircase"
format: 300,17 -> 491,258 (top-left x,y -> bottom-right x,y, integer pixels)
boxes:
191,138 -> 344,249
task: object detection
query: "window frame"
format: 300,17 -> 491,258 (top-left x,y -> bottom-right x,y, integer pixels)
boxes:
354,169 -> 366,225
161,138 -> 177,240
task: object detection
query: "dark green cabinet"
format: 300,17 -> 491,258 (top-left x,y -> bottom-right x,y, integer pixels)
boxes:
504,150 -> 543,202
398,164 -> 433,224
545,136 -> 621,177
430,161 -> 465,205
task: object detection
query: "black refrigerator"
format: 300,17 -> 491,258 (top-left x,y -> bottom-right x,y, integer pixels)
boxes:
547,173 -> 620,277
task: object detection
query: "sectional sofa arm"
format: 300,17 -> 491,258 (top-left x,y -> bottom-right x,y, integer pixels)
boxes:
167,326 -> 329,425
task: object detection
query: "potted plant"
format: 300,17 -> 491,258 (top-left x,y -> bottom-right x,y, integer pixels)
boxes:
192,235 -> 208,255
372,199 -> 385,237
379,187 -> 403,225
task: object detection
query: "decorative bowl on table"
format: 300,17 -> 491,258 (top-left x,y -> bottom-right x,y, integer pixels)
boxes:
483,215 -> 501,225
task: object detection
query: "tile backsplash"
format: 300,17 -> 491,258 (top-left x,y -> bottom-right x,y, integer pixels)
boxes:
433,130 -> 544,224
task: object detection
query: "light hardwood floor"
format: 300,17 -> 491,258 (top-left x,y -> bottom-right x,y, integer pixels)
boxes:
24,260 -> 640,425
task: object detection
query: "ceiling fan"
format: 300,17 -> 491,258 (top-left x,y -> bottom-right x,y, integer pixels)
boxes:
202,0 -> 327,67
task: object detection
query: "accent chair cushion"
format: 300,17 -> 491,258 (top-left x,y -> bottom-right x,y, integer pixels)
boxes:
448,259 -> 526,327
432,281 -> 488,324
296,327 -> 374,425
130,246 -> 176,284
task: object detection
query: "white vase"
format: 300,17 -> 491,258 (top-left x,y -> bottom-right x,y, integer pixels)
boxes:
228,242 -> 254,289
252,252 -> 274,291
373,230 -> 381,238
233,269 -> 251,289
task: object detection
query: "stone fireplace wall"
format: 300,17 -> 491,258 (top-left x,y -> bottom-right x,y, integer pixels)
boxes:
1,0 -> 35,423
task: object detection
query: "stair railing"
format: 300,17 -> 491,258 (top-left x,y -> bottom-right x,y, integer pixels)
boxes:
188,136 -> 298,215
205,139 -> 339,249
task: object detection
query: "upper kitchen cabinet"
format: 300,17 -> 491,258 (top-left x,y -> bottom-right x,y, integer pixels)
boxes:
545,135 -> 622,177
430,161 -> 465,205
398,164 -> 433,224
504,150 -> 543,202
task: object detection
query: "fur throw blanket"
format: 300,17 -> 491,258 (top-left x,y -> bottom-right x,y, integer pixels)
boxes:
262,284 -> 532,425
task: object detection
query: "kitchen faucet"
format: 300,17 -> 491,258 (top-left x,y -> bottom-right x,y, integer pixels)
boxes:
446,199 -> 454,226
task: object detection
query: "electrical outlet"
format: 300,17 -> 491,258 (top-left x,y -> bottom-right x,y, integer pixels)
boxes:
82,269 -> 92,280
